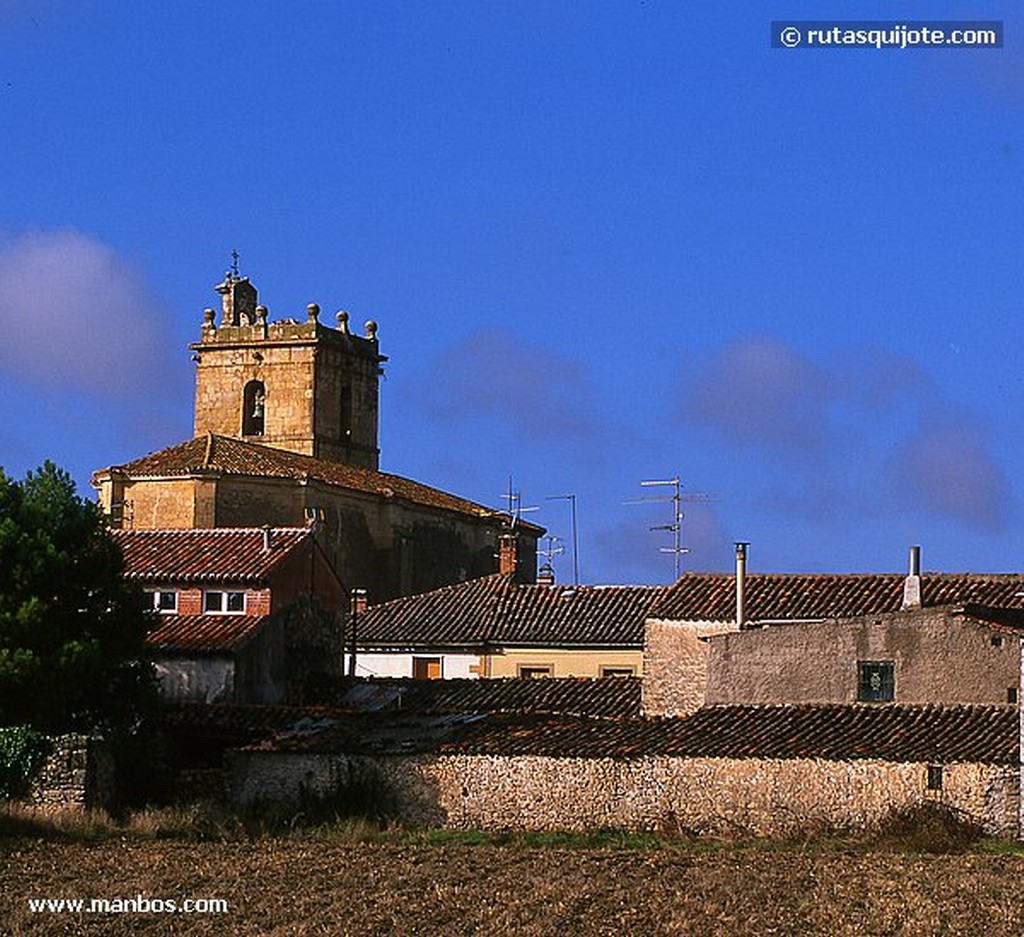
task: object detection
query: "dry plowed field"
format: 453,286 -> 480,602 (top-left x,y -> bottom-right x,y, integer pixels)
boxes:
4,837 -> 1024,935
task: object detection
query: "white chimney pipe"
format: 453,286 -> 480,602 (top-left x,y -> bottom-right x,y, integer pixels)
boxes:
735,542 -> 749,628
902,545 -> 922,609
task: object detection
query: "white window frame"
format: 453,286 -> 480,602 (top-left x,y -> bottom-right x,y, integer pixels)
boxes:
203,590 -> 246,614
146,590 -> 178,613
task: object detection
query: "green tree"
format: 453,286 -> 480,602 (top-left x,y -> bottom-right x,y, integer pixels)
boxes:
0,462 -> 155,733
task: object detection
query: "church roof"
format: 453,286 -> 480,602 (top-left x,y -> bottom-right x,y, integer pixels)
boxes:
357,573 -> 666,649
652,572 -> 1024,623
95,434 -> 531,527
112,527 -> 312,583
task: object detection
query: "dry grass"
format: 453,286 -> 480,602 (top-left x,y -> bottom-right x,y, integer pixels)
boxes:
3,803 -> 1024,935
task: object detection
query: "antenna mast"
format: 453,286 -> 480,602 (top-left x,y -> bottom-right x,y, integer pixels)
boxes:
626,475 -> 719,580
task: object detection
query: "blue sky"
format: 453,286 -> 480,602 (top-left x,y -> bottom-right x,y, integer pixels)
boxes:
0,1 -> 1021,584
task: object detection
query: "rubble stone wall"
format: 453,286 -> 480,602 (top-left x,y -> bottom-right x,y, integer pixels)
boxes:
642,618 -> 738,717
230,750 -> 1019,837
27,735 -> 116,809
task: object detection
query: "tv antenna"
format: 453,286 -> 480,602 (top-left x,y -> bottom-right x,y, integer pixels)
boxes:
546,493 -> 580,585
538,534 -> 565,567
500,476 -> 539,528
625,475 -> 719,580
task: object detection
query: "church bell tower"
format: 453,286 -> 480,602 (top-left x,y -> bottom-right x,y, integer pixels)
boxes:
190,269 -> 386,470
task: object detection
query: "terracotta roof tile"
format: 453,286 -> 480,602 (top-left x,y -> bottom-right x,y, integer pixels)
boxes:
331,676 -> 641,718
357,575 -> 665,648
97,434 -> 536,527
113,527 -> 309,583
654,573 -> 1024,622
146,614 -> 271,653
258,704 -> 1017,764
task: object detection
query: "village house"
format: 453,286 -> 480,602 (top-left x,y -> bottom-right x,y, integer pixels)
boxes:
643,544 -> 1024,716
114,526 -> 347,704
158,538 -> 1020,837
92,270 -> 541,602
347,570 -> 666,680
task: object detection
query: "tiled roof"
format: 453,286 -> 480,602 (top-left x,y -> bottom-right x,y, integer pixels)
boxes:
356,574 -> 666,648
113,527 -> 309,583
255,704 -> 1017,765
146,614 -> 271,653
653,573 -> 1024,623
97,433 -> 535,527
330,676 -> 641,719
161,702 -> 349,742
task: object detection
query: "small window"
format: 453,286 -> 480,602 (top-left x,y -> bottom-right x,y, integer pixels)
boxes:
991,634 -> 1004,648
204,590 -> 245,614
601,667 -> 636,678
518,666 -> 553,679
858,661 -> 894,703
927,765 -> 943,791
1009,687 -> 1018,705
412,657 -> 442,680
146,590 -> 177,613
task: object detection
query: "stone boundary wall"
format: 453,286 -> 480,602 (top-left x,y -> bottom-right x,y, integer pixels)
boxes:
230,750 -> 1020,837
27,735 -> 116,809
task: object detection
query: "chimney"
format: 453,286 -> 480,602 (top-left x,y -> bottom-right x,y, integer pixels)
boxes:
735,542 -> 749,628
348,587 -> 368,678
537,563 -> 555,586
498,531 -> 518,576
262,525 -> 273,551
902,545 -> 922,609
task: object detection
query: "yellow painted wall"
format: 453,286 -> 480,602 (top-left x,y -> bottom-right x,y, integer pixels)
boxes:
486,648 -> 642,679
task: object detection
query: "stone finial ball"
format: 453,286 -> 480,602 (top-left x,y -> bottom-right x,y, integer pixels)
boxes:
255,304 -> 268,319
365,319 -> 378,338
203,307 -> 215,324
307,303 -> 321,320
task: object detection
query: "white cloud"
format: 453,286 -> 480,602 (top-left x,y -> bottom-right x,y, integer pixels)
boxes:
0,228 -> 175,398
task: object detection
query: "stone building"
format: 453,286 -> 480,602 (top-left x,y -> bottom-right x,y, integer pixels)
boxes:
93,271 -> 540,601
228,702 -> 1020,837
643,545 -> 1024,716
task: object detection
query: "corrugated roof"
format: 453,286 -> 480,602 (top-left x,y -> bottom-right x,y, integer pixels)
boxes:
331,676 -> 641,719
356,574 -> 666,648
96,433 -> 537,527
146,614 -> 272,653
113,527 -> 309,583
653,573 -> 1024,623
254,704 -> 1018,764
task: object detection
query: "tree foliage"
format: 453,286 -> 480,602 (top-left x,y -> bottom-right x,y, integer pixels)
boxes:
0,462 -> 155,733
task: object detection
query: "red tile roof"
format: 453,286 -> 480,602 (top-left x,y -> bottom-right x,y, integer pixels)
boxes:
331,676 -> 642,719
96,433 -> 537,528
356,574 -> 666,648
255,703 -> 1017,765
113,527 -> 310,583
653,572 -> 1024,623
146,614 -> 271,653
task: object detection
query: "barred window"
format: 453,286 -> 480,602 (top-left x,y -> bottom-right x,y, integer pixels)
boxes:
857,661 -> 894,703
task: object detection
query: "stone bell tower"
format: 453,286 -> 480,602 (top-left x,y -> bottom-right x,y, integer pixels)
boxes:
190,269 -> 386,470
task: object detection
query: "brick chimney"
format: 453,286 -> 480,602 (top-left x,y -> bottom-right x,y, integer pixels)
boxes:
498,531 -> 518,576
537,563 -> 555,586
